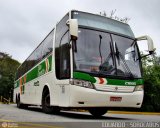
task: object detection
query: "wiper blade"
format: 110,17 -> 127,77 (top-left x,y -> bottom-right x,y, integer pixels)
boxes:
131,39 -> 136,47
99,35 -> 103,65
115,43 -> 120,65
110,42 -> 115,66
115,42 -> 134,78
99,42 -> 115,71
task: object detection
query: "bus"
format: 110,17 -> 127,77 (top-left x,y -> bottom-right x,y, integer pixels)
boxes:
14,10 -> 155,117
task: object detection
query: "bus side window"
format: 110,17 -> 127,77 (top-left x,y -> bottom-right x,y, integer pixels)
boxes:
59,33 -> 70,79
55,13 -> 70,79
42,31 -> 53,59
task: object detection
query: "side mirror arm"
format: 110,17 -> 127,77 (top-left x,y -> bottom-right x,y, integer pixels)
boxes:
136,35 -> 156,54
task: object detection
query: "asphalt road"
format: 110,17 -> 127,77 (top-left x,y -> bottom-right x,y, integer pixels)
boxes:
0,104 -> 160,128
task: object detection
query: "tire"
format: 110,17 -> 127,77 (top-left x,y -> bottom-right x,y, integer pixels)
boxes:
89,107 -> 107,117
42,88 -> 56,114
16,95 -> 28,109
16,95 -> 22,108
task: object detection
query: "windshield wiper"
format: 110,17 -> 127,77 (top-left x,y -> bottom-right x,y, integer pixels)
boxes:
115,42 -> 134,78
99,35 -> 103,65
99,42 -> 115,72
131,39 -> 136,47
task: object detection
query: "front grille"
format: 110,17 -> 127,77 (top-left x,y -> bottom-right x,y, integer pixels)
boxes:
95,84 -> 135,92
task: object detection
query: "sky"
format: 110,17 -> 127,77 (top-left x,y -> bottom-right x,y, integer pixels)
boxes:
0,0 -> 160,63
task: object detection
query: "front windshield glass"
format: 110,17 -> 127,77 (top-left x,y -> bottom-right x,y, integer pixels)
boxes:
74,28 -> 142,78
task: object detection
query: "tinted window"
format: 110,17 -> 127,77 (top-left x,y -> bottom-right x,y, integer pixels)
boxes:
42,31 -> 54,59
16,30 -> 54,80
73,28 -> 141,78
59,32 -> 70,78
55,14 -> 69,79
111,34 -> 141,77
35,43 -> 43,64
55,14 -> 69,48
74,28 -> 113,73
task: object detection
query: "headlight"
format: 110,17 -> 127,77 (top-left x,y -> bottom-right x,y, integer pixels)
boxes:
70,79 -> 94,89
134,85 -> 144,91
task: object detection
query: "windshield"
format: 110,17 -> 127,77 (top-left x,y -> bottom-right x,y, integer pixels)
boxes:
73,28 -> 142,78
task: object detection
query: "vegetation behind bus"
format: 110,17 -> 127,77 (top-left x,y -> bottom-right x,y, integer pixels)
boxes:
0,52 -> 20,101
140,55 -> 160,112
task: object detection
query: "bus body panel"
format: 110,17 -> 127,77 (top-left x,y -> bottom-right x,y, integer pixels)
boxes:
14,60 -> 56,105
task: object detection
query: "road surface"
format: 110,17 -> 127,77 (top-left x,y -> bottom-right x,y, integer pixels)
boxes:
0,104 -> 159,128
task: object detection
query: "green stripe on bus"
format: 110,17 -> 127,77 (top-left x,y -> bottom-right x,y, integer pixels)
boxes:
73,71 -> 143,86
73,72 -> 96,83
14,55 -> 52,89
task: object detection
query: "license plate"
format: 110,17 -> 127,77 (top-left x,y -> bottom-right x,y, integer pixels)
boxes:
110,97 -> 122,102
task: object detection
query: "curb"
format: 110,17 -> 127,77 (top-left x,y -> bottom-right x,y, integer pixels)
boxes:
108,111 -> 160,115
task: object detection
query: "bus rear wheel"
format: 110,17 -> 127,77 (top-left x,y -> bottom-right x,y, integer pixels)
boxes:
88,107 -> 107,117
16,95 -> 28,109
16,95 -> 22,108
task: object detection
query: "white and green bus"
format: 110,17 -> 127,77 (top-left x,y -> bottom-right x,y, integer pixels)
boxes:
14,10 -> 155,117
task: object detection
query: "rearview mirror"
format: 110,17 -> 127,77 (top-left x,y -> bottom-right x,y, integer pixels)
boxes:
66,19 -> 78,40
136,35 -> 156,54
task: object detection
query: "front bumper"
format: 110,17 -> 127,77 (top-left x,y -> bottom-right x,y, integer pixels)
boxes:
69,85 -> 144,108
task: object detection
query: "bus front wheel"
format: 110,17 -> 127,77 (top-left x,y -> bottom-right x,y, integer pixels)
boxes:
42,88 -> 54,114
88,107 -> 107,117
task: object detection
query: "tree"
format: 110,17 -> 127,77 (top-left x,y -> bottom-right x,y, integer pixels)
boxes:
0,52 -> 20,101
99,10 -> 130,24
140,55 -> 160,112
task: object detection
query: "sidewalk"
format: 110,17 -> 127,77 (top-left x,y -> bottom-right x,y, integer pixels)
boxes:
108,110 -> 160,115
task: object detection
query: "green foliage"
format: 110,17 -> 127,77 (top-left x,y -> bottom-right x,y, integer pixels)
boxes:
0,52 -> 20,100
141,55 -> 160,112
